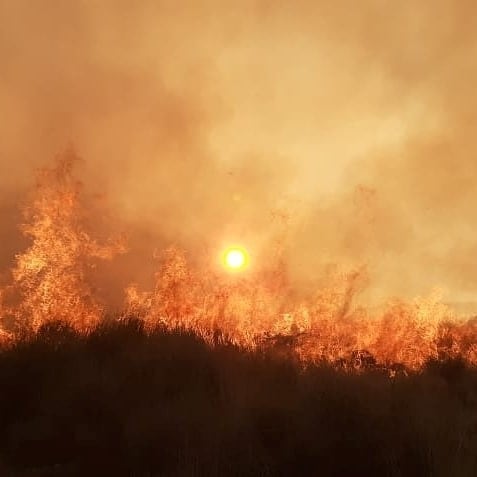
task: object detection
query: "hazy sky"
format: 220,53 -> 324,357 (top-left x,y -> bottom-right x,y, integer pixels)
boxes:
1,1 -> 477,307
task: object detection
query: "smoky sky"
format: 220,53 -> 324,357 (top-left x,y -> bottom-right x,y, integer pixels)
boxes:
1,1 -> 477,307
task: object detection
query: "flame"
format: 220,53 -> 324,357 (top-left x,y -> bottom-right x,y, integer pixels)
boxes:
1,154 -> 477,372
0,152 -> 125,332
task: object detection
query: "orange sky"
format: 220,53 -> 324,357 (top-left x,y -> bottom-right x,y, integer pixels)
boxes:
1,1 -> 477,308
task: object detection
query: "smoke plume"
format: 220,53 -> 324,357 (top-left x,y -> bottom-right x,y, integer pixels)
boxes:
1,1 -> 477,309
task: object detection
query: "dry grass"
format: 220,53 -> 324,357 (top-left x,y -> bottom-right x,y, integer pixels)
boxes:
0,318 -> 475,476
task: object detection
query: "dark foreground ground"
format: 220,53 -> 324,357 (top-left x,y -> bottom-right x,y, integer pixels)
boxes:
0,320 -> 476,477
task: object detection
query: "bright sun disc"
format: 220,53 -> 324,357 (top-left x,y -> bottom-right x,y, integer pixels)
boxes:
223,247 -> 248,271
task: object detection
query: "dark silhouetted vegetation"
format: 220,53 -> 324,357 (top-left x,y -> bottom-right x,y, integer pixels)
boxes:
0,318 -> 476,476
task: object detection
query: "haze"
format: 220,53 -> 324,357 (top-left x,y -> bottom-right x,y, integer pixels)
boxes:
1,0 -> 477,309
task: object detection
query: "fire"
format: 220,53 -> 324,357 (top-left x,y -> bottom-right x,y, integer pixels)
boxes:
223,246 -> 249,271
1,153 -> 477,372
0,152 -> 125,332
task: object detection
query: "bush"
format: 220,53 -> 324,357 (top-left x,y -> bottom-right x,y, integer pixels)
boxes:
0,320 -> 475,476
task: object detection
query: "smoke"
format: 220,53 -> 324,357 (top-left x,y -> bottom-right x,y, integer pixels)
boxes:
291,0 -> 477,305
1,1 -> 477,308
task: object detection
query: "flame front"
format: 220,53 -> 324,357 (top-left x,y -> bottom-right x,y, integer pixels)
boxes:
0,154 -> 476,372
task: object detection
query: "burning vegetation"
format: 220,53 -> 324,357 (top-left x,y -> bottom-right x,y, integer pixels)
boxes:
1,152 -> 476,373
0,152 -> 126,334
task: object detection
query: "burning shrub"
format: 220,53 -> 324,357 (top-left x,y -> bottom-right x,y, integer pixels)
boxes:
0,151 -> 125,332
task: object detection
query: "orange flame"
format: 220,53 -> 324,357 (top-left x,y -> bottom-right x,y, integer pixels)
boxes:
1,154 -> 477,372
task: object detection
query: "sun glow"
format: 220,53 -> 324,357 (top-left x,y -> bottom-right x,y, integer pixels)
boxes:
222,246 -> 249,271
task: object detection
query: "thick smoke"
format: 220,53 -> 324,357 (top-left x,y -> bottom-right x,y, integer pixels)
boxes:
1,1 -> 477,309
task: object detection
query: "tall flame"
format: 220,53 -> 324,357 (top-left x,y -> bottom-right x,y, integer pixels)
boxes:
1,155 -> 477,371
0,152 -> 125,332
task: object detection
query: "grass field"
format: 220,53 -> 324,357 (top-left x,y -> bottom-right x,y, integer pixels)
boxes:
0,319 -> 475,476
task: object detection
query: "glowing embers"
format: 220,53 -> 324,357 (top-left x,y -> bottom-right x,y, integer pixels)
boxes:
222,246 -> 249,271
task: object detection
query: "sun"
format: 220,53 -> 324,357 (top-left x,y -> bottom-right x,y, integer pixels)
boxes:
222,246 -> 249,271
